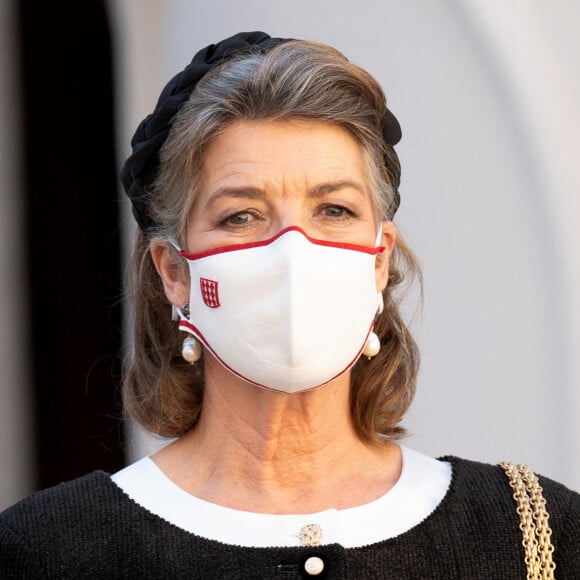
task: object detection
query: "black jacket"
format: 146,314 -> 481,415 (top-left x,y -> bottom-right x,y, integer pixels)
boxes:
1,456 -> 579,579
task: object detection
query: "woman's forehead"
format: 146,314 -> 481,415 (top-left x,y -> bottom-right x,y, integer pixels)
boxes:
197,119 -> 371,195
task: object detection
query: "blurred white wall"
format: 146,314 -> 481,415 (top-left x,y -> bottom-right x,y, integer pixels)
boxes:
0,1 -> 35,509
110,0 -> 579,490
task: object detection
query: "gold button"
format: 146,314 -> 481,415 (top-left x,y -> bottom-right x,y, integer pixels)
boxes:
299,523 -> 323,546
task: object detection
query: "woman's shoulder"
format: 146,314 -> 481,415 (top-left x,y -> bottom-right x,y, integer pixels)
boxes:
442,454 -> 580,505
1,470 -> 116,528
436,455 -> 580,576
0,471 -> 128,578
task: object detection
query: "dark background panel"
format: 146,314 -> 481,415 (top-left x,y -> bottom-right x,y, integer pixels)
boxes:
17,0 -> 125,488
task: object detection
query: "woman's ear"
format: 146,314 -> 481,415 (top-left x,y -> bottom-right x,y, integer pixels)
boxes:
375,221 -> 397,291
150,241 -> 190,307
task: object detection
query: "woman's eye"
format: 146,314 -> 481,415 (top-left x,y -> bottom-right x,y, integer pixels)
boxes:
322,205 -> 353,219
223,211 -> 255,226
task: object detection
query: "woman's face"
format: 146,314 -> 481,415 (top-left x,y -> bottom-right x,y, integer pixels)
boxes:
185,119 -> 391,254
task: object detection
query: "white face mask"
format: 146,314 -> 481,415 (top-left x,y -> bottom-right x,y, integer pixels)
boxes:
174,226 -> 385,393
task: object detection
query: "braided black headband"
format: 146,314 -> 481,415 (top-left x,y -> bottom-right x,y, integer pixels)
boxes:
120,31 -> 402,232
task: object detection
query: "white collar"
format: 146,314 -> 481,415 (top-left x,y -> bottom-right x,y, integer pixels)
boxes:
111,445 -> 451,548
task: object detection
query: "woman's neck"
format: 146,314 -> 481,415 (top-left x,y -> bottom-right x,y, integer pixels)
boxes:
153,355 -> 402,513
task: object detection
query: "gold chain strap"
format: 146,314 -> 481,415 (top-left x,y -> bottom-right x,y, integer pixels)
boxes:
499,462 -> 556,579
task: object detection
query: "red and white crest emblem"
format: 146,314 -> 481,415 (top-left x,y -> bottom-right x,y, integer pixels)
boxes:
200,277 -> 220,308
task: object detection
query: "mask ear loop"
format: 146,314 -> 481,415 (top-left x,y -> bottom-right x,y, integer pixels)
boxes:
362,224 -> 385,359
374,223 -> 384,247
168,237 -> 182,252
166,238 -> 203,364
375,222 -> 385,316
167,238 -> 186,321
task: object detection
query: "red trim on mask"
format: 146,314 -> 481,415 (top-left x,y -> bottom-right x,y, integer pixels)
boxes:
178,318 -> 375,392
180,226 -> 385,260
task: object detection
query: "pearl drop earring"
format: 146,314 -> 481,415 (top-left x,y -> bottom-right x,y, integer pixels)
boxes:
362,292 -> 384,359
363,332 -> 381,359
182,336 -> 202,364
176,302 -> 200,364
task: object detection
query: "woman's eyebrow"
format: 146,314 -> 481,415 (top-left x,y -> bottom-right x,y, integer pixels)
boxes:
203,186 -> 266,210
308,180 -> 367,198
204,180 -> 366,210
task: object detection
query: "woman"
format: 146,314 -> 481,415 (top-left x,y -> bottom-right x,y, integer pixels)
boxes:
1,31 -> 578,579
